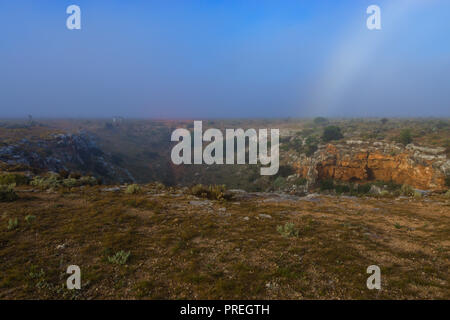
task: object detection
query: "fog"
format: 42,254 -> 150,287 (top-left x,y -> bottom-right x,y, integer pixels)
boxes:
1,0 -> 449,118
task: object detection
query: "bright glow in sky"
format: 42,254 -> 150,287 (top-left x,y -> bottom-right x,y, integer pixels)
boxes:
1,0 -> 449,118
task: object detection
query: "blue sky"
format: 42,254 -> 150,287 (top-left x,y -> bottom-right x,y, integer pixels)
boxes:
0,0 -> 449,118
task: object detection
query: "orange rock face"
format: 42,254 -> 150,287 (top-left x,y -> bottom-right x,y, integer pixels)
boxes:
295,143 -> 447,191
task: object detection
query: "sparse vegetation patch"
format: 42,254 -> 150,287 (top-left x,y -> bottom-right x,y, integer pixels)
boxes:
0,184 -> 18,202
277,222 -> 299,238
107,250 -> 131,265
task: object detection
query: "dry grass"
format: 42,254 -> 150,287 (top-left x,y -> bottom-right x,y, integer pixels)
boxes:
0,184 -> 448,300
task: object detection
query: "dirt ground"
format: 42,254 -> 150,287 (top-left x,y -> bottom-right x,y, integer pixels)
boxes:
1,184 -> 449,299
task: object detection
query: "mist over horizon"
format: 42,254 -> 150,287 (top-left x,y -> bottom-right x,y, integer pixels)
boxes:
1,0 -> 450,118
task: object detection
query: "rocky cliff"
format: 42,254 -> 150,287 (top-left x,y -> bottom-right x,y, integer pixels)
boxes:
0,132 -> 135,183
294,141 -> 449,191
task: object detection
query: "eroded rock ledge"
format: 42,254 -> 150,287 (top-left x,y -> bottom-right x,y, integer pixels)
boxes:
294,141 -> 449,191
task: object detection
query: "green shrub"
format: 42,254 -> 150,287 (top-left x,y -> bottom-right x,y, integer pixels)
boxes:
30,173 -> 60,190
62,178 -> 80,188
304,136 -> 319,156
25,215 -> 36,224
0,173 -> 29,186
380,190 -> 390,197
357,183 -> 372,194
334,184 -> 350,194
107,250 -> 131,265
293,177 -> 307,185
154,182 -> 165,190
0,184 -> 18,202
190,184 -> 229,200
313,117 -> 328,125
444,190 -> 450,199
445,176 -> 450,188
322,126 -> 343,142
398,129 -> 413,145
277,222 -> 299,238
79,176 -> 98,186
125,184 -> 142,194
401,184 -> 414,196
320,179 -> 334,191
273,177 -> 287,190
31,174 -> 98,189
7,218 -> 18,230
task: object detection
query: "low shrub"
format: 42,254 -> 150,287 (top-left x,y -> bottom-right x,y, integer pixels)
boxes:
125,184 -> 142,194
401,184 -> 414,197
322,126 -> 343,142
334,184 -> 350,194
398,129 -> 413,145
319,179 -> 334,191
7,218 -> 18,230
107,250 -> 131,265
356,183 -> 372,194
313,117 -> 328,125
277,222 -> 299,238
444,190 -> 450,199
0,173 -> 29,186
62,178 -> 79,188
293,177 -> 307,185
79,176 -> 98,186
0,184 -> 18,202
154,182 -> 165,190
190,184 -> 230,200
380,190 -> 390,197
273,177 -> 287,190
303,136 -> 319,156
30,173 -> 60,189
25,215 -> 36,224
30,173 -> 98,190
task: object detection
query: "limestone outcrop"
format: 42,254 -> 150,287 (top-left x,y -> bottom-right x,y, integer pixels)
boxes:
294,141 -> 449,191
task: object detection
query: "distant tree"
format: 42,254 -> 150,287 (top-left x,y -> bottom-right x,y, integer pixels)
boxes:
436,120 -> 449,129
322,126 -> 343,142
398,129 -> 413,145
304,136 -> 318,156
313,117 -> 328,125
380,118 -> 389,125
